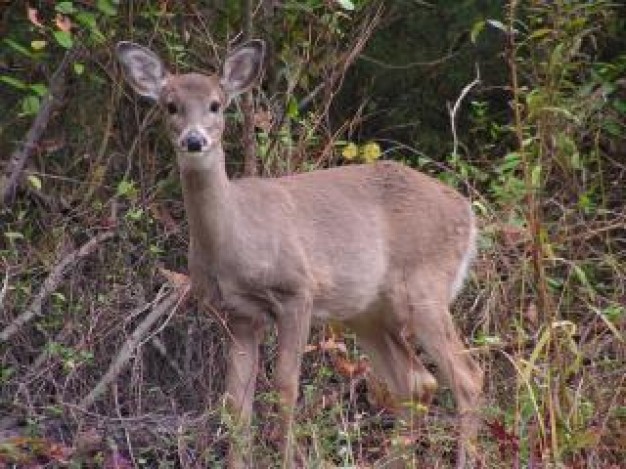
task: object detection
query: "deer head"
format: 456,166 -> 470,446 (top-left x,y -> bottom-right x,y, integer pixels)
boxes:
116,40 -> 264,164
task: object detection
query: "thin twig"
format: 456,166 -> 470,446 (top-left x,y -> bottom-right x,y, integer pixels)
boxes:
297,82 -> 325,113
360,51 -> 459,70
0,230 -> 115,343
0,267 -> 8,311
150,336 -> 186,378
79,282 -> 189,409
2,47 -> 79,206
448,63 -> 481,157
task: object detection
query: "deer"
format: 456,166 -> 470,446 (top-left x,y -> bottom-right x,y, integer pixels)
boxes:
116,39 -> 483,468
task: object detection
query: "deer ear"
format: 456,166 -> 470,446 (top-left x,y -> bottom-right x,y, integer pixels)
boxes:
221,40 -> 265,100
116,41 -> 167,100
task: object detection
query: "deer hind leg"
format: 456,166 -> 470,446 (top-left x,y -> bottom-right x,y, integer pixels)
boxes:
351,324 -> 438,467
355,327 -> 437,410
409,301 -> 483,468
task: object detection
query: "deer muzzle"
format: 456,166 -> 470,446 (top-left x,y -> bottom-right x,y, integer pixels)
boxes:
181,129 -> 209,153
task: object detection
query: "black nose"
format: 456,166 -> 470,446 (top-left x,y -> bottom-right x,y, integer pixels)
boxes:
182,130 -> 207,152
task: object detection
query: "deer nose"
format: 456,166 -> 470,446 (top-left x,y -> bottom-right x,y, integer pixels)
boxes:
182,130 -> 207,152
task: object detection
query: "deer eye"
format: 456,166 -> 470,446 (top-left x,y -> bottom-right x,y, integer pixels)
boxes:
209,101 -> 221,113
166,102 -> 178,114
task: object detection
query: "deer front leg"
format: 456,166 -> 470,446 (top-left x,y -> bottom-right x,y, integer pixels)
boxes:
273,295 -> 312,468
225,316 -> 265,469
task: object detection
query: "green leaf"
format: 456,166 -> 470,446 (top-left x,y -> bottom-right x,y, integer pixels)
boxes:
96,0 -> 117,16
528,28 -> 554,41
602,304 -> 624,322
336,0 -> 355,11
470,20 -> 485,44
531,164 -> 541,188
149,244 -> 164,255
0,75 -> 27,90
590,305 -> 622,340
27,175 -> 42,191
499,152 -> 521,172
126,207 -> 144,221
471,200 -> 488,217
75,11 -> 97,30
30,83 -> 48,96
31,40 -> 47,50
75,12 -> 105,42
73,62 -> 85,75
51,292 -> 66,302
287,96 -> 299,119
474,334 -> 502,346
55,2 -> 76,14
21,95 -> 40,115
53,30 -> 73,49
3,38 -> 35,58
116,179 -> 137,198
569,429 -> 601,451
577,193 -> 592,213
602,120 -> 623,137
572,264 -> 591,290
612,99 -> 626,115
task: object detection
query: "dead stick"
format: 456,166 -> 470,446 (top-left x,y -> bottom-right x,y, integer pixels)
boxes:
241,0 -> 258,176
79,283 -> 189,408
0,268 -> 8,310
2,47 -> 78,206
0,230 -> 115,343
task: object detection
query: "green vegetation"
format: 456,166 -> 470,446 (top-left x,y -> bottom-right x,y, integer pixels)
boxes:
1,1 -> 624,467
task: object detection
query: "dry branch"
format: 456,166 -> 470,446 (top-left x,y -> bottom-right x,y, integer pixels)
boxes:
241,0 -> 258,176
1,47 -> 79,206
79,281 -> 190,409
0,267 -> 8,311
0,230 -> 115,343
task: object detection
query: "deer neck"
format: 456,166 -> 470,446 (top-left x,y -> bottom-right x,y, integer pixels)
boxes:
177,147 -> 235,256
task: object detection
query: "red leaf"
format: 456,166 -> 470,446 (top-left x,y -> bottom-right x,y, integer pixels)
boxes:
55,14 -> 72,32
486,419 -> 519,458
27,6 -> 45,28
158,267 -> 191,290
44,442 -> 73,463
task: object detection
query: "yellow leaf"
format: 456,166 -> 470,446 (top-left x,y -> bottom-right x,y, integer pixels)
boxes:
27,175 -> 42,190
361,141 -> 381,163
31,40 -> 47,50
341,142 -> 358,160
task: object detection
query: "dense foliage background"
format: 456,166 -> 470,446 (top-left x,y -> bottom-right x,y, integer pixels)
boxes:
1,1 -> 624,467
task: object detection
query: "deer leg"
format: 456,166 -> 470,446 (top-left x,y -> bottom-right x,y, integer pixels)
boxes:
353,326 -> 437,467
272,295 -> 312,468
356,328 -> 438,409
225,316 -> 265,469
410,303 -> 483,468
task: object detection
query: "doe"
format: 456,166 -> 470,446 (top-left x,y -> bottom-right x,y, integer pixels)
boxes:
116,40 -> 483,468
